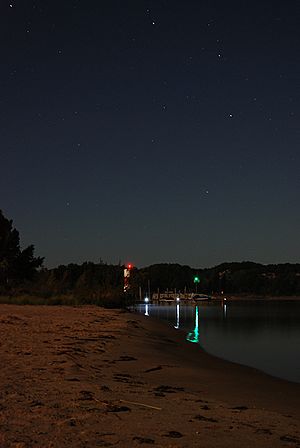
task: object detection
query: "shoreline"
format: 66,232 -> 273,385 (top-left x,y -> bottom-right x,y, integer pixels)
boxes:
135,306 -> 300,386
132,309 -> 300,413
1,294 -> 300,308
0,304 -> 299,447
213,295 -> 300,301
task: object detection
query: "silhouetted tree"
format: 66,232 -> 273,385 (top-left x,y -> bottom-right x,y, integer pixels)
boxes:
0,210 -> 43,290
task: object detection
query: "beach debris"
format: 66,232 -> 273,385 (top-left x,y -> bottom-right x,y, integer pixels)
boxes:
120,400 -> 161,411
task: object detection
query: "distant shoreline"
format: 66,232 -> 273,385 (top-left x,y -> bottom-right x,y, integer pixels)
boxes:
212,294 -> 300,301
1,293 -> 300,307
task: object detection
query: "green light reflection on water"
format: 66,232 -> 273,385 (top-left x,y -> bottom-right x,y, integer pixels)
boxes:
186,306 -> 199,343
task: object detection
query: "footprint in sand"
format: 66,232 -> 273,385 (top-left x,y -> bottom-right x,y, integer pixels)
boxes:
280,435 -> 300,444
153,385 -> 184,394
106,404 -> 131,413
163,431 -> 183,438
255,428 -> 273,435
201,405 -> 210,410
145,366 -> 162,373
231,405 -> 248,411
132,436 -> 155,444
194,414 -> 218,423
117,355 -> 137,361
113,373 -> 132,382
127,320 -> 140,328
78,390 -> 94,401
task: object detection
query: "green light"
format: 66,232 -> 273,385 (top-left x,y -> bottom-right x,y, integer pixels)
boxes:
186,306 -> 199,343
193,276 -> 200,283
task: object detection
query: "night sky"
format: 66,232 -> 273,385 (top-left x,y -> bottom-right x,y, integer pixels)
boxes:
1,1 -> 299,268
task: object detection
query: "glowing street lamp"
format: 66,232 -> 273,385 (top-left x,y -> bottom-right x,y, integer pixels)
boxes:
193,275 -> 200,293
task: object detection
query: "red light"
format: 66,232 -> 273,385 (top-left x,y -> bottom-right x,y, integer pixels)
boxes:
128,264 -> 132,269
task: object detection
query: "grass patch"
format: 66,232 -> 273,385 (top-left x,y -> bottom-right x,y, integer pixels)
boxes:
0,293 -> 133,308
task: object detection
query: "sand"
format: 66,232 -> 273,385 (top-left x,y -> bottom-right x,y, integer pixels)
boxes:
0,304 -> 299,448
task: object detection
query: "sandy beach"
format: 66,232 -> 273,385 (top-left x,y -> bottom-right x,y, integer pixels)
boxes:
0,304 -> 299,447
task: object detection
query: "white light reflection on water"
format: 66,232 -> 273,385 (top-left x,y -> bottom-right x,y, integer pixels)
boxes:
145,304 -> 149,316
174,304 -> 180,329
223,303 -> 227,319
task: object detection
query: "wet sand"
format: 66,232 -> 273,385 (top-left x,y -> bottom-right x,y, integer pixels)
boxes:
0,304 -> 299,447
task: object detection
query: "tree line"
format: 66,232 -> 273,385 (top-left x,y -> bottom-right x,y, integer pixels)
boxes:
1,209 -> 300,304
131,261 -> 300,297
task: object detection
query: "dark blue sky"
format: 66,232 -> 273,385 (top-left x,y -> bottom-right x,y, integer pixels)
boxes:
1,0 -> 299,268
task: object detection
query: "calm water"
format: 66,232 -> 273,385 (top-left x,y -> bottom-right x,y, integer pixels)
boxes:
135,301 -> 300,383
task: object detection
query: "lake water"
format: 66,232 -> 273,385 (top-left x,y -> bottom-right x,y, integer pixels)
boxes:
135,301 -> 300,384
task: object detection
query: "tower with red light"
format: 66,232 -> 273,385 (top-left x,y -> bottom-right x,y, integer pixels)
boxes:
124,263 -> 133,292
